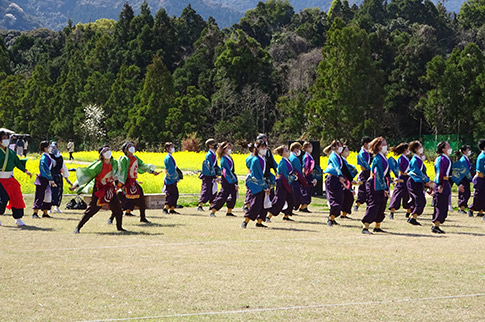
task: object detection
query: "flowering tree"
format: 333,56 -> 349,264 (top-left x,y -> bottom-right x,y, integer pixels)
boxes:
80,104 -> 106,149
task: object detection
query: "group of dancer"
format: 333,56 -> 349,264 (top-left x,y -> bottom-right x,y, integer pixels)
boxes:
1,128 -> 484,235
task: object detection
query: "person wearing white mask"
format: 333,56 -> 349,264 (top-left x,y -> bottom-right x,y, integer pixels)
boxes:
361,137 -> 390,234
455,145 -> 474,216
323,140 -> 345,226
112,141 -> 159,224
388,143 -> 412,220
406,141 -> 433,226
197,139 -> 220,212
0,130 -> 32,227
470,139 -> 485,218
163,142 -> 181,215
48,141 -> 72,214
33,141 -> 56,219
300,141 -> 317,213
210,142 -> 238,217
71,145 -> 126,233
289,142 -> 308,216
431,141 -> 453,233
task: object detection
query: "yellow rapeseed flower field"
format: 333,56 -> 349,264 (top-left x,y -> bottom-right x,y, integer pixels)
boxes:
16,151 -> 435,195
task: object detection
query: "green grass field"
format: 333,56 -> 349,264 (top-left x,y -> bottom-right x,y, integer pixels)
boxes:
1,194 -> 484,321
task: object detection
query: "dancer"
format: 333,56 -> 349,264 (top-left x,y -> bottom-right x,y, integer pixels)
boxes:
455,145 -> 474,216
0,131 -> 32,226
361,137 -> 389,234
340,145 -> 358,219
300,142 -> 317,213
210,142 -> 238,217
289,142 -> 308,213
388,143 -> 411,220
72,146 -> 125,233
266,145 -> 297,222
241,140 -> 269,228
49,142 -> 72,214
406,141 -> 434,226
163,142 -> 180,215
197,139 -> 220,211
354,136 -> 372,211
431,141 -> 453,233
33,141 -> 56,219
323,140 -> 345,226
111,141 -> 159,224
470,139 -> 485,218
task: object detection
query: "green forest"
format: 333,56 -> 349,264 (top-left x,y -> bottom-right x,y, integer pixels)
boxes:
1,0 -> 485,150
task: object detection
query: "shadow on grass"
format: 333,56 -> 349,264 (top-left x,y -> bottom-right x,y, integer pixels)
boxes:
384,231 -> 446,238
448,231 -> 485,237
5,225 -> 55,232
131,223 -> 185,228
267,227 -> 319,233
47,216 -> 81,222
93,230 -> 165,236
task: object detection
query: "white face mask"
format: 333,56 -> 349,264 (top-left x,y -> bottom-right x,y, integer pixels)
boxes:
296,150 -> 301,157
103,150 -> 112,160
467,151 -> 472,157
405,150 -> 411,156
418,147 -> 424,154
128,146 -> 135,154
170,147 -> 175,153
227,149 -> 232,155
381,145 -> 388,154
48,147 -> 53,153
422,155 -> 426,161
1,139 -> 9,147
308,148 -> 313,154
337,146 -> 343,153
446,148 -> 452,155
259,149 -> 267,156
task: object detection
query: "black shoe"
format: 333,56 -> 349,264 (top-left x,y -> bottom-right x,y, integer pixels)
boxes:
477,212 -> 484,217
468,210 -> 474,217
255,223 -> 267,228
241,221 -> 247,229
124,212 -> 135,217
431,226 -> 445,234
162,208 -> 169,214
457,209 -> 466,215
353,205 -> 359,212
42,214 -> 52,218
407,218 -> 421,226
373,228 -> 385,233
226,213 -> 236,217
210,213 -> 216,217
327,219 -> 333,226
140,218 -> 151,224
389,213 -> 394,220
362,228 -> 373,234
299,208 -> 311,213
332,220 -> 340,225
282,216 -> 294,221
32,213 -> 40,219
340,215 -> 351,219
169,210 -> 180,214
405,213 -> 410,218
73,227 -> 80,234
117,228 -> 128,232
197,206 -> 204,212
107,218 -> 113,225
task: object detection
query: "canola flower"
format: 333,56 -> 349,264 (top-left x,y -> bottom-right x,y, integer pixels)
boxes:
16,151 -> 435,195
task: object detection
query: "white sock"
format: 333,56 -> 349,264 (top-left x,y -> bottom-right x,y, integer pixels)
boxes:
15,219 -> 25,226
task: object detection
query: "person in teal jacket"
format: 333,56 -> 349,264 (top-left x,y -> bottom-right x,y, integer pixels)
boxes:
210,142 -> 238,217
198,139 -> 220,211
361,137 -> 390,234
470,139 -> 485,217
241,140 -> 269,229
323,140 -> 346,226
163,142 -> 180,214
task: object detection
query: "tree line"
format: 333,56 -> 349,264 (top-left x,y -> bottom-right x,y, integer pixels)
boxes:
1,0 -> 485,151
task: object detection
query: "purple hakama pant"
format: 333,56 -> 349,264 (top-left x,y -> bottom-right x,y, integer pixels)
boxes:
244,190 -> 266,221
470,177 -> 485,212
210,177 -> 237,211
33,176 -> 52,211
165,182 -> 179,208
432,181 -> 450,224
342,188 -> 354,214
291,181 -> 302,210
407,177 -> 426,216
199,175 -> 216,204
458,177 -> 471,209
325,175 -> 344,216
362,177 -> 387,224
356,170 -> 370,204
270,178 -> 293,216
300,175 -> 313,205
388,174 -> 410,211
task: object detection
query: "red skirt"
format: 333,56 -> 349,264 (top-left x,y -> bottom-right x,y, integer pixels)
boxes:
0,177 -> 25,209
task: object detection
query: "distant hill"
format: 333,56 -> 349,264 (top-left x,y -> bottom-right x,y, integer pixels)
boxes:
0,0 -> 467,31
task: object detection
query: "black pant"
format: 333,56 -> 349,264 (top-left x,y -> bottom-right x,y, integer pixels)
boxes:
77,189 -> 123,231
69,152 -> 73,160
0,182 -> 24,219
111,189 -> 147,221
